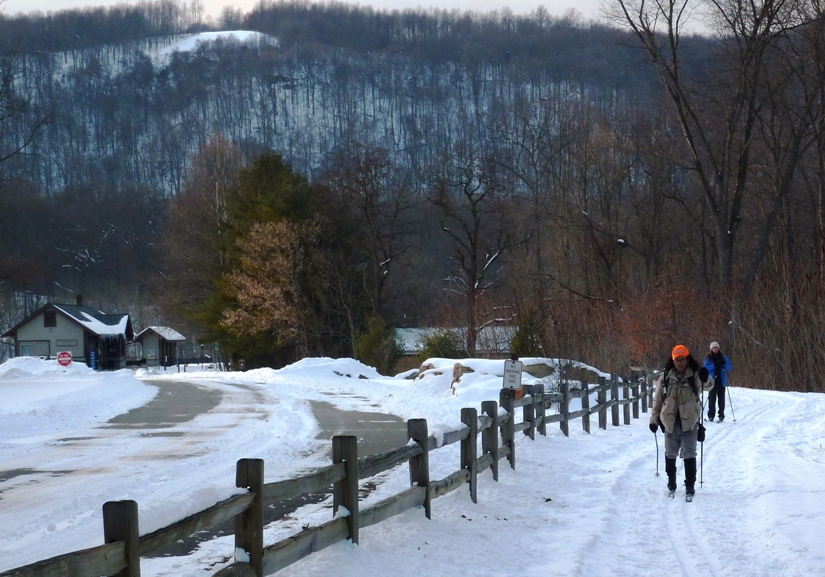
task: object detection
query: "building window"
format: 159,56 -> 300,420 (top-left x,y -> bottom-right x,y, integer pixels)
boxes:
44,311 -> 56,327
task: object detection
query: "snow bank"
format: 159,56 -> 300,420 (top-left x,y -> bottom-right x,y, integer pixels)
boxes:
0,357 -> 157,440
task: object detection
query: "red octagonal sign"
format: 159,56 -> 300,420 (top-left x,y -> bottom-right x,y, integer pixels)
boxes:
57,351 -> 73,366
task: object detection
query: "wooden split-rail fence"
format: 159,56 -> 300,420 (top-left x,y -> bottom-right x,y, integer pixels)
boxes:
0,375 -> 654,577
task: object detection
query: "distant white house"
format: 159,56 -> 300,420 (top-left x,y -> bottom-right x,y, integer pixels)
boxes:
1,298 -> 133,370
134,326 -> 186,367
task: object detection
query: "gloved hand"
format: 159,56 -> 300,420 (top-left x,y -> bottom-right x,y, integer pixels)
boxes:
697,424 -> 706,443
698,367 -> 709,382
649,423 -> 658,433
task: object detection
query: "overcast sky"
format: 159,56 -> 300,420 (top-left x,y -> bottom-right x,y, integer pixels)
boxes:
2,0 -> 607,24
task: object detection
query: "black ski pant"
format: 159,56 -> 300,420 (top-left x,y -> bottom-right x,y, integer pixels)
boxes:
708,382 -> 725,420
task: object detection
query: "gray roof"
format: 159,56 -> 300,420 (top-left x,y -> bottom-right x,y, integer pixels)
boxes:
395,326 -> 516,355
135,326 -> 187,342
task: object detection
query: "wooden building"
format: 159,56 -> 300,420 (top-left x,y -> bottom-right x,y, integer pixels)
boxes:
1,299 -> 134,370
134,326 -> 186,367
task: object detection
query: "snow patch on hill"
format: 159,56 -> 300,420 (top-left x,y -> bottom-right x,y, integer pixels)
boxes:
152,30 -> 278,63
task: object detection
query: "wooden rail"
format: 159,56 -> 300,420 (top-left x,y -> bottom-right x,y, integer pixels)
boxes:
0,373 -> 653,577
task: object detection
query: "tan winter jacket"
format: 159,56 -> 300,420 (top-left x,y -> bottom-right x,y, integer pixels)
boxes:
650,356 -> 712,435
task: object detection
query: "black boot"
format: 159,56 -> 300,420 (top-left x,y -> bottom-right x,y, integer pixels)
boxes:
666,457 -> 677,492
684,458 -> 697,495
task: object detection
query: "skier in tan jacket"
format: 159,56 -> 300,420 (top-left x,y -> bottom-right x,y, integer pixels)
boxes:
649,344 -> 712,500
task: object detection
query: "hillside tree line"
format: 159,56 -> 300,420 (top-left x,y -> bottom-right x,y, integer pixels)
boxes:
1,0 -> 825,391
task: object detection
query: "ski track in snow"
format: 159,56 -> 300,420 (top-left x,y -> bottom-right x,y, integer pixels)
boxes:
572,387 -> 798,577
689,389 -> 807,577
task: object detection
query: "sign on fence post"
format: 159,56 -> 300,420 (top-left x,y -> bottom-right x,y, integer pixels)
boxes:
503,359 -> 523,390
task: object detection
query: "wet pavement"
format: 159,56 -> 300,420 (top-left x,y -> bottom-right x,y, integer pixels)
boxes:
0,468 -> 74,497
102,381 -> 222,429
309,399 -> 408,457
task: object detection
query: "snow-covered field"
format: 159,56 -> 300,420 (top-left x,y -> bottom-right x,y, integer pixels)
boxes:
1,356 -> 823,576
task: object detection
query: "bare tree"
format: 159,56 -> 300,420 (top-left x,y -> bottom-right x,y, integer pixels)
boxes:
610,0 -> 813,292
322,142 -> 420,316
427,139 -> 522,355
155,135 -> 245,331
0,2 -> 49,176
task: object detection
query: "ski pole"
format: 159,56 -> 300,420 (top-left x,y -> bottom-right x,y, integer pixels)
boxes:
727,384 -> 737,422
654,430 -> 659,476
700,387 -> 704,487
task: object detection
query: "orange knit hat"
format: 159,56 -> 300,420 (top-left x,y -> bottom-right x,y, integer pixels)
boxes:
671,344 -> 689,360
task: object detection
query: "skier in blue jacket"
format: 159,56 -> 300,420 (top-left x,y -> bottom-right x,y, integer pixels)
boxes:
704,341 -> 733,422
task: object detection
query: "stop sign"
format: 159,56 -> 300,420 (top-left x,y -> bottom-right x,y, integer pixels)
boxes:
57,351 -> 73,366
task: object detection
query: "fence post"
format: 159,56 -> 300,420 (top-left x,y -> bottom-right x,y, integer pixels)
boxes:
408,418 -> 431,519
611,376 -> 620,427
598,376 -> 607,430
499,388 -> 516,470
632,380 -> 640,419
235,458 -> 264,577
103,500 -> 140,577
559,381 -> 570,437
481,400 -> 499,481
623,382 -> 631,424
581,380 -> 591,434
523,384 -> 535,440
535,384 -> 547,436
461,407 -> 478,503
332,436 -> 359,544
641,377 -> 649,413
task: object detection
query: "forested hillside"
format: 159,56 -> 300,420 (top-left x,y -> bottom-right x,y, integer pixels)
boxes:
1,0 -> 824,392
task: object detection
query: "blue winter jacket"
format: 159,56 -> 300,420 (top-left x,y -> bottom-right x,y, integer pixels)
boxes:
704,353 -> 733,387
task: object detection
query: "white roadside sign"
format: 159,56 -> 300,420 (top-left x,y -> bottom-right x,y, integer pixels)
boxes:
503,359 -> 523,390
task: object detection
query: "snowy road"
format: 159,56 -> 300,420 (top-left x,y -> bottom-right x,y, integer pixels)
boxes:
0,372 -> 409,572
0,377 -> 318,571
